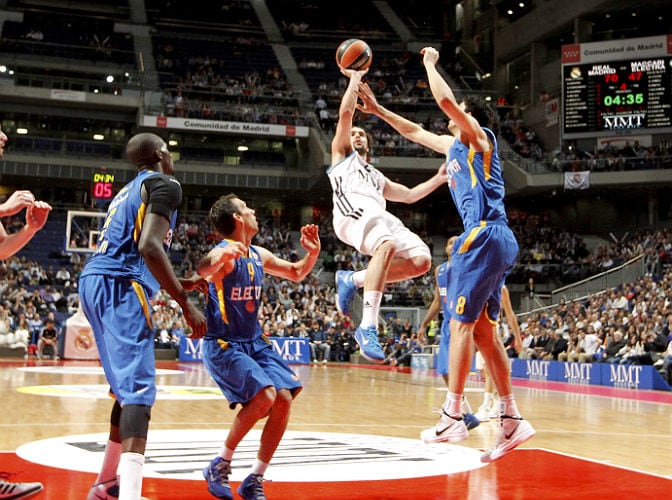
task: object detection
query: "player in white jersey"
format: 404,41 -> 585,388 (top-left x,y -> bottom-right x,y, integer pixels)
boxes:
328,67 -> 446,363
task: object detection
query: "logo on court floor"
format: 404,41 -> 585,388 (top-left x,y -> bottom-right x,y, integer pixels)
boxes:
18,385 -> 225,400
18,366 -> 183,376
17,430 -> 486,481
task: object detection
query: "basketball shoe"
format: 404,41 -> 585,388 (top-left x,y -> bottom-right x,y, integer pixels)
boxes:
202,457 -> 233,500
474,403 -> 491,422
237,473 -> 266,500
420,408 -> 469,444
0,477 -> 43,500
354,325 -> 385,363
489,401 -> 501,420
462,412 -> 481,431
335,270 -> 356,315
480,416 -> 536,463
86,479 -> 150,500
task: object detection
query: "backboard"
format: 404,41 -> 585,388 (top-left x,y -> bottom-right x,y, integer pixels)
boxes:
65,210 -> 106,254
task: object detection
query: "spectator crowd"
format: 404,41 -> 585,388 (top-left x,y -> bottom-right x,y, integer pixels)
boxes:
1,207 -> 672,386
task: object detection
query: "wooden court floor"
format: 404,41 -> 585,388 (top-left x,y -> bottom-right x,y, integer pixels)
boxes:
1,357 -> 670,499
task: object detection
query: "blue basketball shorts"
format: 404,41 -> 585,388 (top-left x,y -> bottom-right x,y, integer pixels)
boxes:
202,335 -> 302,409
79,274 -> 156,406
448,223 -> 518,324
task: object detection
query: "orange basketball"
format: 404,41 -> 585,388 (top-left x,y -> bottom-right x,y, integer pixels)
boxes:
335,39 -> 372,71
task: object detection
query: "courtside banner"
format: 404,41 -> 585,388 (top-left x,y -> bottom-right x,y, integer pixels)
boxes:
142,115 -> 310,137
179,336 -> 203,362
178,336 -> 310,364
62,309 -> 100,360
269,337 -> 310,364
599,363 -> 671,391
511,358 -> 603,385
510,359 -> 671,391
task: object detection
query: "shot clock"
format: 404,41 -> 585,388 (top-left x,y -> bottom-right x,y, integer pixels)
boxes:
92,171 -> 115,200
561,35 -> 672,139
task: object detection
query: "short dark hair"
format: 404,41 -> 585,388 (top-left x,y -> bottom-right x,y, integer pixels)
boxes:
209,193 -> 240,236
462,95 -> 499,137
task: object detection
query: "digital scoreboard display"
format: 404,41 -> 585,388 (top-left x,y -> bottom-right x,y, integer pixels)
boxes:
562,56 -> 672,138
561,35 -> 672,139
92,171 -> 115,199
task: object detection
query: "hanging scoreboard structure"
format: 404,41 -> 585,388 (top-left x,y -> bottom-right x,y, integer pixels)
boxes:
561,34 -> 672,139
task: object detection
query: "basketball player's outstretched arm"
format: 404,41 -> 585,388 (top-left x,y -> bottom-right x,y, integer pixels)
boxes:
356,82 -> 451,154
382,162 -> 447,204
259,224 -> 321,282
421,47 -> 489,152
331,68 -> 367,165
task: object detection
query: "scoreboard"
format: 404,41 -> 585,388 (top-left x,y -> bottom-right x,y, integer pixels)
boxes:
561,35 -> 672,139
92,171 -> 115,200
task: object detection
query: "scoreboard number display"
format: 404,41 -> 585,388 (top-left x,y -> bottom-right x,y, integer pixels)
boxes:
561,35 -> 672,139
92,171 -> 115,199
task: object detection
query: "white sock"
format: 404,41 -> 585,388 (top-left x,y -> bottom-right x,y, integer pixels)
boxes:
250,458 -> 268,476
483,392 -> 494,407
352,270 -> 366,288
500,394 -> 520,418
219,444 -> 234,462
444,392 -> 463,418
94,440 -> 121,485
117,452 -> 145,500
361,290 -> 382,328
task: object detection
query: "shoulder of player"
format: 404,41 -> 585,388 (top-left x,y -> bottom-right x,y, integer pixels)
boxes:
248,244 -> 267,261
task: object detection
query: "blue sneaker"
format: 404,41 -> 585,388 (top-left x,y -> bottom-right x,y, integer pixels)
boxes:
354,325 -> 385,363
463,412 -> 481,431
335,270 -> 356,315
202,457 -> 233,500
237,473 -> 266,500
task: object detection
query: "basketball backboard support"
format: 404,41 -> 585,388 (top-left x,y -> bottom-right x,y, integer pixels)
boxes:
66,210 -> 106,254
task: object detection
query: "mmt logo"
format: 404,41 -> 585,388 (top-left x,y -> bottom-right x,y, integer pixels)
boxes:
609,365 -> 643,389
563,362 -> 592,385
270,338 -> 309,363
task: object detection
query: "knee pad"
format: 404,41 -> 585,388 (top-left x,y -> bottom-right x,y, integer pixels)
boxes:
119,404 -> 152,440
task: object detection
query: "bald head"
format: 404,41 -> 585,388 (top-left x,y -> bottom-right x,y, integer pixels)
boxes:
126,133 -> 172,173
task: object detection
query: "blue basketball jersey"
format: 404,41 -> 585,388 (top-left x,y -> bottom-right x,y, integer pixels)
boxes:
445,127 -> 508,230
80,170 -> 179,296
205,241 -> 264,341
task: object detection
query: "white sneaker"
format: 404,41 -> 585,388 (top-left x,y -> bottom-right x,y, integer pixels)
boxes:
474,404 -> 490,422
0,479 -> 43,499
488,402 -> 500,420
480,416 -> 536,463
420,408 -> 469,444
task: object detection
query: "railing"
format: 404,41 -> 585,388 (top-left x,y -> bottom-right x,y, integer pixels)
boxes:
553,155 -> 672,172
551,255 -> 645,303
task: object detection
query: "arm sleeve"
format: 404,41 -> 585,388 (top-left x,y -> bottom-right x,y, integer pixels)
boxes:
142,175 -> 182,220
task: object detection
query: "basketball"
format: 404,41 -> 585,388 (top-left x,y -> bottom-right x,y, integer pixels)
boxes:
335,39 -> 372,71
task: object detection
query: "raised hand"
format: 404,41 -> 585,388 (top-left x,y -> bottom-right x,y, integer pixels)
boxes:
26,200 -> 52,231
1,190 -> 36,217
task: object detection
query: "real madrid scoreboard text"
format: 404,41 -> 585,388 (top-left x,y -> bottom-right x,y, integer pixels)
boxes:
562,55 -> 672,139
